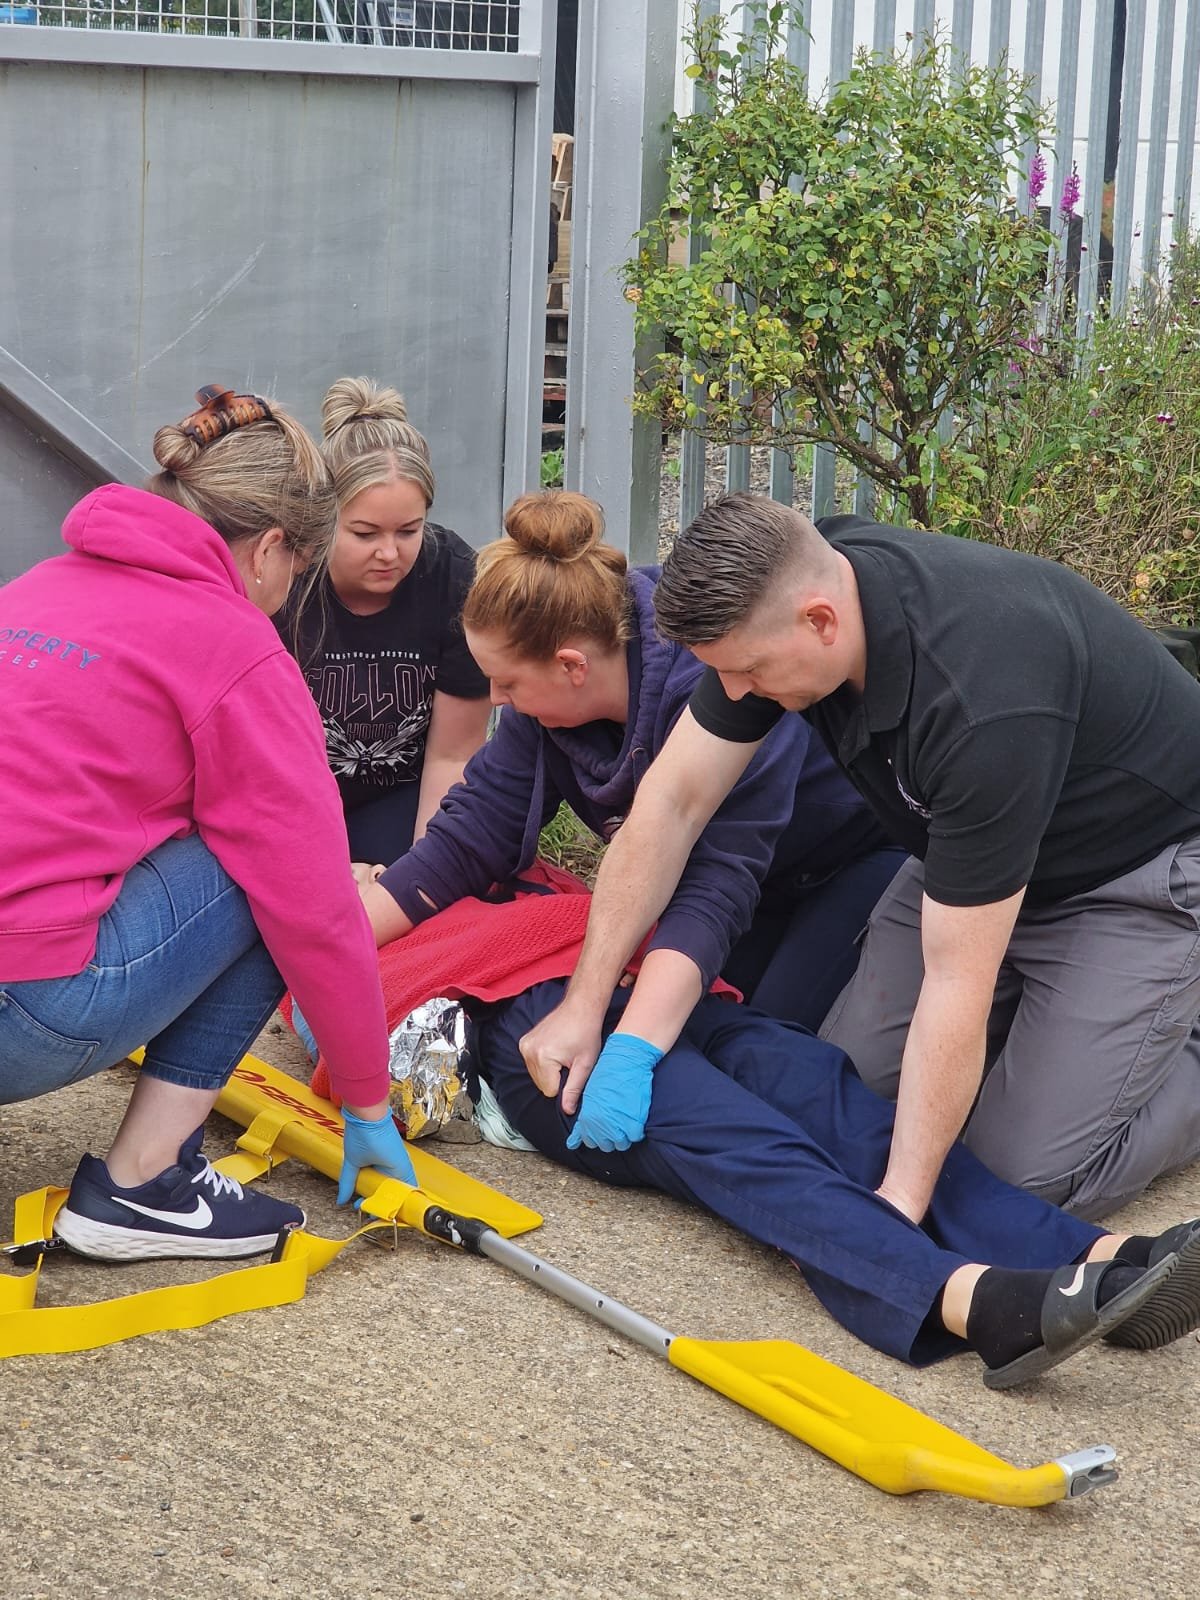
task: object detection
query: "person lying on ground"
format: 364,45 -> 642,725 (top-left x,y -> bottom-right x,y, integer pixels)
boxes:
0,385 -> 414,1263
304,885 -> 1200,1390
519,492 -> 1200,1223
356,488 -> 906,1051
277,376 -> 491,861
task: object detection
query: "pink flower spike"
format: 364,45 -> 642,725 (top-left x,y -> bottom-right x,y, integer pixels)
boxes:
1028,151 -> 1047,207
1060,166 -> 1081,216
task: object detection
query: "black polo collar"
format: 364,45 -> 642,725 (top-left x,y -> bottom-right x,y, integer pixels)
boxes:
825,537 -> 914,762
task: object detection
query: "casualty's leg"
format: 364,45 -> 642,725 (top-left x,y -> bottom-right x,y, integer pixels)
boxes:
736,845 -> 909,1031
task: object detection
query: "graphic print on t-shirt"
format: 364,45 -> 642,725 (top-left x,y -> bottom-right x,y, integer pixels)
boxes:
305,647 -> 435,787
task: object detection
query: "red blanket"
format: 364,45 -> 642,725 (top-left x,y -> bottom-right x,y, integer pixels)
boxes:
305,872 -> 737,1103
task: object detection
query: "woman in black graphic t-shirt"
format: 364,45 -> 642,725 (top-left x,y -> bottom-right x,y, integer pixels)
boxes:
280,377 -> 490,861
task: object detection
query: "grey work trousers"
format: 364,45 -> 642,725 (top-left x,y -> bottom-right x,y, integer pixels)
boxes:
819,841 -> 1200,1221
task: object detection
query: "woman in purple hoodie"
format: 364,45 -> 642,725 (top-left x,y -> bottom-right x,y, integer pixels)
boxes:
360,489 -> 906,1054
0,387 -> 414,1263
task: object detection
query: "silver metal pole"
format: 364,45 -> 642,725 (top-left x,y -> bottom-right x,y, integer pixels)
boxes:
812,444 -> 836,519
1172,0 -> 1200,242
566,0 -> 675,558
502,0 -> 558,515
1141,0 -> 1176,282
679,0 -> 721,536
987,0 -> 1011,70
873,0 -> 897,58
1050,0 -> 1083,277
829,0 -> 853,79
950,0 -> 974,71
1016,0 -> 1046,215
767,1 -> 812,511
1077,0 -> 1117,335
725,0 -> 760,498
479,1230 -> 674,1356
1111,1 -> 1147,311
314,0 -> 343,46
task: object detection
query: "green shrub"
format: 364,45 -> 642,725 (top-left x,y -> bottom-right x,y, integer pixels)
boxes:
625,6 -> 1052,527
938,231 -> 1200,626
540,448 -> 565,490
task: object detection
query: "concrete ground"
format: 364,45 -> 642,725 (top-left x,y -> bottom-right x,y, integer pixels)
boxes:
1,1022 -> 1197,1600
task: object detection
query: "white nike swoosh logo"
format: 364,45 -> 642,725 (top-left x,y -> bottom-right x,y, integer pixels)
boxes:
113,1195 -> 214,1230
1057,1263 -> 1089,1298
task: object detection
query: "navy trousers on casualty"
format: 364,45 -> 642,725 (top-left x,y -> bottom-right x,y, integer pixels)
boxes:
466,982 -> 1103,1366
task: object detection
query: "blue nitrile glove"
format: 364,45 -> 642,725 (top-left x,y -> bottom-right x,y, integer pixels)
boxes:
337,1108 -> 418,1205
565,1033 -> 664,1153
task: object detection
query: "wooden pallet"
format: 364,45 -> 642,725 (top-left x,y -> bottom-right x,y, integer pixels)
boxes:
551,132 -> 573,186
545,135 -> 574,435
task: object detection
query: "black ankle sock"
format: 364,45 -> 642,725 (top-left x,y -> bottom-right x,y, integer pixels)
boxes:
965,1263 -> 1145,1369
1114,1236 -> 1154,1269
965,1268 -> 1055,1369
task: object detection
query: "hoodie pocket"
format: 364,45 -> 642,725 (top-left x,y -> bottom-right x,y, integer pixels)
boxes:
0,989 -> 101,1099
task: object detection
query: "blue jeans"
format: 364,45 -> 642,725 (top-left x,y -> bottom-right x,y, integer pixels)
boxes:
468,982 -> 1102,1366
0,834 -> 284,1105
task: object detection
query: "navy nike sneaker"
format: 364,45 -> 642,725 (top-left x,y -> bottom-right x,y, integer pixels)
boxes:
53,1134 -> 305,1261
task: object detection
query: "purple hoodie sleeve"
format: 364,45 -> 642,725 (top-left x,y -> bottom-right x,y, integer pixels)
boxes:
378,708 -> 564,922
646,709 -> 816,989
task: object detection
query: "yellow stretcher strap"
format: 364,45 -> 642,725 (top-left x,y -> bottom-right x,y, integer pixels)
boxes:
0,1181 -> 398,1361
0,1052 -> 540,1361
0,1100 -> 416,1362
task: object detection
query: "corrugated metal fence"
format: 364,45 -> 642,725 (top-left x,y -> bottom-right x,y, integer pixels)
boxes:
678,0 -> 1200,530
0,1 -> 555,577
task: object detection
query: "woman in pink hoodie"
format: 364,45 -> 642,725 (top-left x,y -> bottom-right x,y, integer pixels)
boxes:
0,386 -> 414,1261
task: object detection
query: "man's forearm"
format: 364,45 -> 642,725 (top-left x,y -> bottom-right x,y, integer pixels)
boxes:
566,804 -> 703,1010
880,977 -> 989,1220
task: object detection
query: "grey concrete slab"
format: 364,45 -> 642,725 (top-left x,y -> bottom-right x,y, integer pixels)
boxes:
1,1023 -> 1197,1600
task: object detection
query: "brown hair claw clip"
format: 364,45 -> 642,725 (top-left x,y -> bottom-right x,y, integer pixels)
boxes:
179,384 -> 275,446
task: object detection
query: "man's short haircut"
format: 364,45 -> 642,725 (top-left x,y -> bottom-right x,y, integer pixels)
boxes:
655,491 -> 824,646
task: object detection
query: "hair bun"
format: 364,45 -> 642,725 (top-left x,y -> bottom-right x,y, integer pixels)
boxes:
321,376 -> 409,440
152,423 -> 203,474
504,491 -> 605,562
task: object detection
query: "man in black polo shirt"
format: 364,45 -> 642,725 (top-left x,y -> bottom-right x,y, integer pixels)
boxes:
517,492 -> 1200,1224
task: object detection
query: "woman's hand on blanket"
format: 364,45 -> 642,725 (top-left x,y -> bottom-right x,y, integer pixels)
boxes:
565,1033 -> 664,1153
337,1103 -> 418,1204
519,999 -> 604,1103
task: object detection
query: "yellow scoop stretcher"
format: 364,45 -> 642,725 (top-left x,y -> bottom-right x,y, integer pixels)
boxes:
2,1053 -> 1117,1507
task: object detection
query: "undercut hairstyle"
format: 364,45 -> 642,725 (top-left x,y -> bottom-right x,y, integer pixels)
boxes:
655,492 -> 831,646
463,490 -> 631,661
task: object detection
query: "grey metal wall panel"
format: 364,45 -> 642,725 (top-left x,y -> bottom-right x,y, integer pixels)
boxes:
0,409 -> 99,583
0,61 -> 518,563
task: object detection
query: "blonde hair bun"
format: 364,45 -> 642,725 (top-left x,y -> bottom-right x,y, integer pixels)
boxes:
321,376 -> 409,440
504,491 -> 605,563
152,424 -> 204,475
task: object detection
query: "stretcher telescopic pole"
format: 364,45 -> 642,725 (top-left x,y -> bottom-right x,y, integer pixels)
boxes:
403,1202 -> 1118,1509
